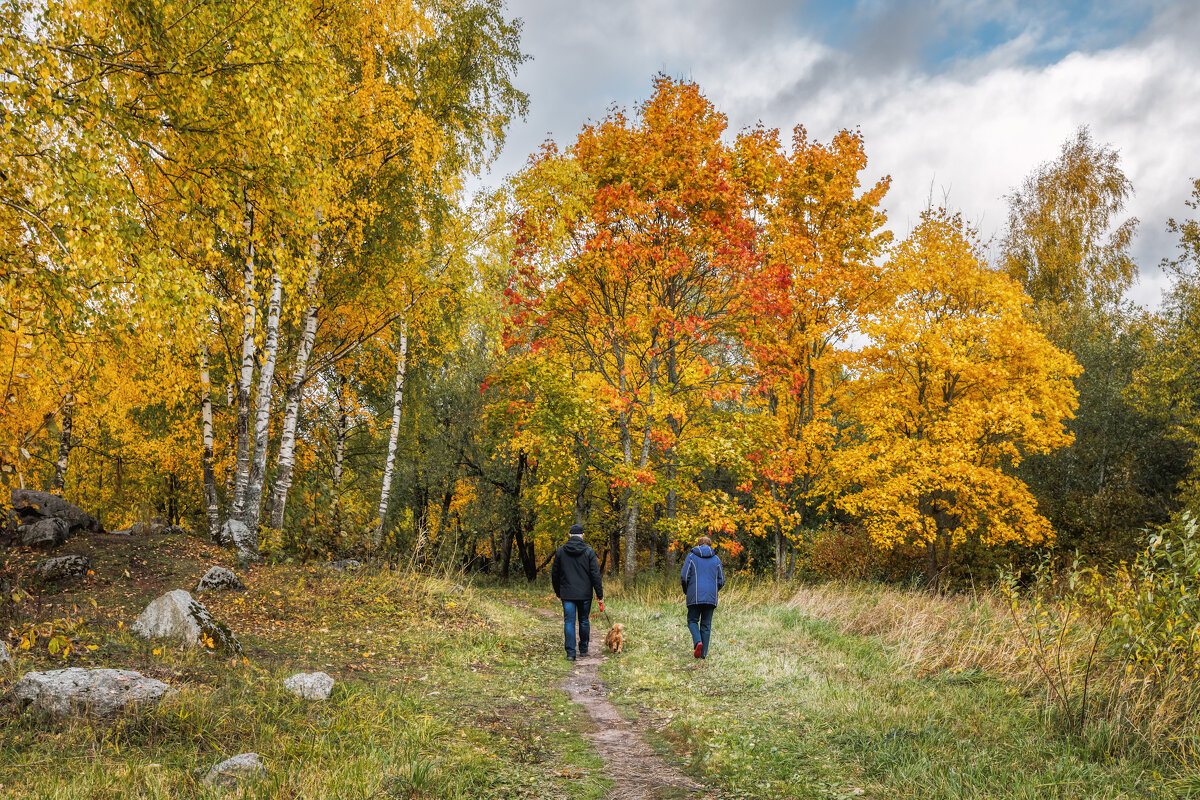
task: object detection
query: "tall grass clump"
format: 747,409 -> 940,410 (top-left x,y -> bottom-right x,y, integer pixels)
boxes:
784,516 -> 1200,770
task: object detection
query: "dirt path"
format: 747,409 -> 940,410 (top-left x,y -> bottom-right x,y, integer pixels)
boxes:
527,604 -> 710,800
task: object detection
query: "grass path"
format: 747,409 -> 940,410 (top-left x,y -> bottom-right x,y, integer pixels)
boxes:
524,602 -> 709,800
2,529 -> 1196,799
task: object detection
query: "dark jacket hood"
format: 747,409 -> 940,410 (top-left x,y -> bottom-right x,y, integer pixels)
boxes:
564,537 -> 589,555
691,545 -> 716,558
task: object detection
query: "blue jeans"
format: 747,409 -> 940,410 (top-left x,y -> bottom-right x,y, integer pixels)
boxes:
687,603 -> 715,657
562,599 -> 592,657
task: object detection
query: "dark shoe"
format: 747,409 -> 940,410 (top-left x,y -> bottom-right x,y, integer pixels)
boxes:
566,653 -> 576,662
693,642 -> 703,659
579,647 -> 588,656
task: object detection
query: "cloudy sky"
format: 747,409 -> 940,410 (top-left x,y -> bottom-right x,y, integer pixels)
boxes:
478,0 -> 1200,309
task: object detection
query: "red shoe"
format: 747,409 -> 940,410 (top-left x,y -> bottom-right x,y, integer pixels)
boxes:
694,642 -> 703,659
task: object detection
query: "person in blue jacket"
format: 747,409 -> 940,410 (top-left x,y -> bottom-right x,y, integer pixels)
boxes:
680,534 -> 725,658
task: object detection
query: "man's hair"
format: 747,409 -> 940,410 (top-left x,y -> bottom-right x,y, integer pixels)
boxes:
696,535 -> 713,547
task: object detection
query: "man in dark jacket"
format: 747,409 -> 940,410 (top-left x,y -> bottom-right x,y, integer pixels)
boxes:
680,535 -> 725,658
551,523 -> 604,661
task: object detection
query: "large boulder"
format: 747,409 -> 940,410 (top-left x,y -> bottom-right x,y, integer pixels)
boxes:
131,590 -> 241,655
219,519 -> 259,562
201,753 -> 265,788
11,489 -> 103,533
8,668 -> 173,717
195,566 -> 243,593
20,518 -> 68,549
34,555 -> 91,581
283,671 -> 334,700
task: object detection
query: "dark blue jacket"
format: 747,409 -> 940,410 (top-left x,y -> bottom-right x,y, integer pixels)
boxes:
681,545 -> 725,606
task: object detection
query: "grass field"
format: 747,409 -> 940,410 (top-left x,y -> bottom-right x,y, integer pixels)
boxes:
0,531 -> 607,799
2,533 -> 1197,799
592,579 -> 1199,799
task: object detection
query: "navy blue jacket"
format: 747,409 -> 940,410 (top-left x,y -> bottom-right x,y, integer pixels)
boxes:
681,545 -> 725,606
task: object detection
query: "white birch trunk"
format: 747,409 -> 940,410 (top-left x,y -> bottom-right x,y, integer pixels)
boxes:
373,322 -> 408,548
230,198 -> 257,521
268,230 -> 322,531
242,265 -> 283,533
333,374 -> 347,491
200,346 -> 222,543
52,392 -> 73,493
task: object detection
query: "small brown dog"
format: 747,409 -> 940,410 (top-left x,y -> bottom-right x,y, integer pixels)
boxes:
604,622 -> 626,654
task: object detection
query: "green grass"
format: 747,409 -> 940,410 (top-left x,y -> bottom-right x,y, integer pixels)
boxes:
5,534 -> 1199,799
585,576 -> 1198,800
0,532 -> 608,799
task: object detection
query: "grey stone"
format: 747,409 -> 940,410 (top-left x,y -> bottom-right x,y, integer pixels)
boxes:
11,489 -> 102,533
201,753 -> 265,788
196,566 -> 243,593
8,667 -> 173,717
283,671 -> 334,700
130,520 -> 166,536
0,641 -> 11,666
108,528 -> 134,536
20,517 -> 68,549
326,559 -> 362,572
162,524 -> 187,537
34,555 -> 91,581
219,519 -> 259,561
131,590 -> 241,655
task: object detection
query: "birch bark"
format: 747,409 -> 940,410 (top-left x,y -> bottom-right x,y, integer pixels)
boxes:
200,346 -> 221,542
243,265 -> 283,531
269,229 -> 322,530
373,322 -> 408,547
230,198 -> 257,520
52,392 -> 72,493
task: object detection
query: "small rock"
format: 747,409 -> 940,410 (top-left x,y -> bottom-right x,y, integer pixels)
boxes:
108,528 -> 134,536
325,559 -> 362,572
0,641 -> 12,666
20,517 -> 68,549
283,671 -> 334,700
131,590 -> 241,655
8,667 -> 173,717
201,753 -> 265,788
162,524 -> 187,537
195,566 -> 243,593
130,520 -> 166,536
34,555 -> 91,581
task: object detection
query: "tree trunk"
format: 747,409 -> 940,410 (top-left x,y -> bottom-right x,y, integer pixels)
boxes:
230,197 -> 257,521
373,322 -> 408,547
663,337 -> 681,569
269,246 -> 321,531
624,366 -> 654,579
925,538 -> 940,593
200,346 -> 221,543
243,265 -> 283,532
775,528 -> 786,582
333,373 -> 347,493
225,383 -> 236,495
52,392 -> 73,493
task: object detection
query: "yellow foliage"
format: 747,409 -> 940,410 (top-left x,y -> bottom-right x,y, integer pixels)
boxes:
828,209 -> 1079,568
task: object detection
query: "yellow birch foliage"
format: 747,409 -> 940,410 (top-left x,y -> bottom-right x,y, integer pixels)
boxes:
829,209 -> 1079,560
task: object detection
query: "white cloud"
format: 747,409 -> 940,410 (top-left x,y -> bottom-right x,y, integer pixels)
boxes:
483,1 -> 1200,309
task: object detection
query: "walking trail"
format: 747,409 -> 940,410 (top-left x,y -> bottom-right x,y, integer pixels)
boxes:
528,605 -> 710,800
